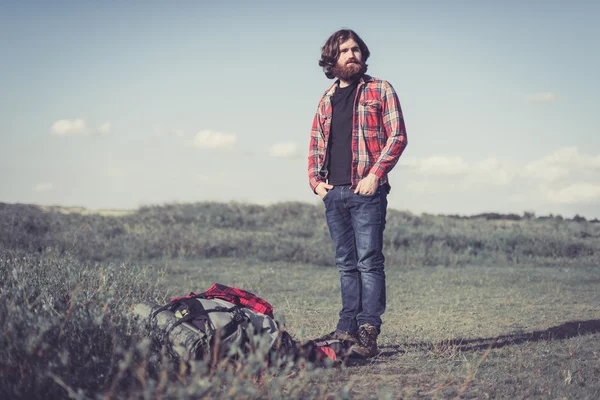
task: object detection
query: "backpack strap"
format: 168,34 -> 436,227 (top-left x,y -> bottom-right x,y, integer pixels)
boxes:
150,300 -> 182,319
164,305 -> 245,336
215,306 -> 248,339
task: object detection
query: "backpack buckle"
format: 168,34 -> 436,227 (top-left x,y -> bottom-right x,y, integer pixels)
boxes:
232,308 -> 245,324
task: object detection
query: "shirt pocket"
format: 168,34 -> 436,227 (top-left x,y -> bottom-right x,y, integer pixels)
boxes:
358,100 -> 382,137
319,114 -> 331,133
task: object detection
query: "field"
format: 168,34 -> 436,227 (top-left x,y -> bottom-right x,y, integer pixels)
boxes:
1,202 -> 600,399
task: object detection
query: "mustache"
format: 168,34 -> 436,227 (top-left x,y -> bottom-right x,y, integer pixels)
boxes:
346,59 -> 360,65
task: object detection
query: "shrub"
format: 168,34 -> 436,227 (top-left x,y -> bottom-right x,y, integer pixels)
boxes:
0,250 -> 341,399
1,202 -> 599,268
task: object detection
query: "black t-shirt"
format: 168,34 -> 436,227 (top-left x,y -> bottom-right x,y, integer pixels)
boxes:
328,81 -> 358,186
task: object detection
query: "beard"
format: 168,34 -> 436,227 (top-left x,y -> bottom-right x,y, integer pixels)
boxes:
332,59 -> 367,81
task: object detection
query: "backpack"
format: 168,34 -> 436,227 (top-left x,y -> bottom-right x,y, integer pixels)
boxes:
306,338 -> 350,363
133,283 -> 351,364
133,284 -> 279,363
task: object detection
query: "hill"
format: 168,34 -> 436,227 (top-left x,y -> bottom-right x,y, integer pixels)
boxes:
1,201 -> 599,267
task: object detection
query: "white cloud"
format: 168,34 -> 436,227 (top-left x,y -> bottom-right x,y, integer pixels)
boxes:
524,147 -> 600,182
270,142 -> 299,158
33,182 -> 53,192
50,119 -> 112,136
400,156 -> 515,191
470,157 -> 513,185
401,156 -> 469,176
50,119 -> 87,136
524,160 -> 569,182
187,130 -> 238,149
97,121 -> 112,135
524,92 -> 557,103
401,147 -> 600,190
548,183 -> 600,205
400,147 -> 600,211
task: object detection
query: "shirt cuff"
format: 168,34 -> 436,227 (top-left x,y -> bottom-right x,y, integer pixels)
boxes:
369,164 -> 386,179
309,177 -> 325,194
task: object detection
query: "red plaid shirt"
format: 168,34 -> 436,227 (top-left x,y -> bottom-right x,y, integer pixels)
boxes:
170,283 -> 274,318
308,75 -> 408,193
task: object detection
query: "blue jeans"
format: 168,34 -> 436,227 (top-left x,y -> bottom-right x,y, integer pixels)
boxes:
322,185 -> 388,333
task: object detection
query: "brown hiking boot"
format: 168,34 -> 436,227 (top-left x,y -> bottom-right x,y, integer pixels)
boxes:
317,330 -> 357,344
350,323 -> 378,358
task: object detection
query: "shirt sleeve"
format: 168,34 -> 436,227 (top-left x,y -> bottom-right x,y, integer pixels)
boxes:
308,103 -> 326,193
369,81 -> 408,178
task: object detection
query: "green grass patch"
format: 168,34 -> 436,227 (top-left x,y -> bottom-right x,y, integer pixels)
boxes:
2,202 -> 599,267
3,254 -> 599,398
1,202 -> 600,398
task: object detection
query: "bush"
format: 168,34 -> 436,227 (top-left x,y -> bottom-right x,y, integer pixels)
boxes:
0,250 -> 341,399
1,202 -> 599,268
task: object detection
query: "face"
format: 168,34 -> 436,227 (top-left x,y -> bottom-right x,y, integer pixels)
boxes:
338,38 -> 362,66
333,38 -> 365,81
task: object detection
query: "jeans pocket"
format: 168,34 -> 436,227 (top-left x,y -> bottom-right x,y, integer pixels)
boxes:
356,187 -> 380,198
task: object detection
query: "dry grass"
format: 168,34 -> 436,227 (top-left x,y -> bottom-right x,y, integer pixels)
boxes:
1,202 -> 600,398
162,259 -> 600,398
38,205 -> 133,216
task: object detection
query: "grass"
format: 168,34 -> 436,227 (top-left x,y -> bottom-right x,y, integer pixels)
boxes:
2,202 -> 599,268
1,202 -> 600,399
38,205 -> 134,217
162,259 -> 600,398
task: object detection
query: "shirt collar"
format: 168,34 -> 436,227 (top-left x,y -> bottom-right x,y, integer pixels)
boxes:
324,74 -> 373,98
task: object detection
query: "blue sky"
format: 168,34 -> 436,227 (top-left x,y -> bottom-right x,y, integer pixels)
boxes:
2,0 -> 599,218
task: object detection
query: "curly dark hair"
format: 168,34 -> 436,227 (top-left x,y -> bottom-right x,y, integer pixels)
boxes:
319,29 -> 370,79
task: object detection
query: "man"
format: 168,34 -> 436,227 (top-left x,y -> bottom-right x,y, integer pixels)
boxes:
308,29 -> 408,358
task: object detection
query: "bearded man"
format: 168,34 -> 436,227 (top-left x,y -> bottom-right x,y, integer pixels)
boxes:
308,29 -> 408,358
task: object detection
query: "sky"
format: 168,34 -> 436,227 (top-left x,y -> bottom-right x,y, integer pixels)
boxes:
1,0 -> 599,218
